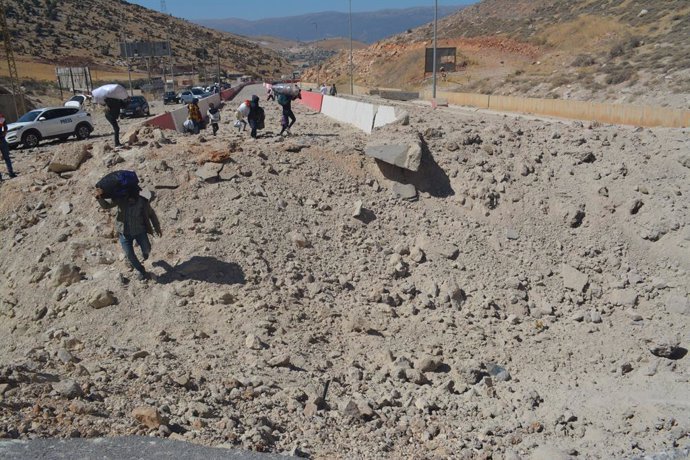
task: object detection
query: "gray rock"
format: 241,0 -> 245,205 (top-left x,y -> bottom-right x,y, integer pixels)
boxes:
560,264 -> 588,292
88,290 -> 117,309
195,162 -> 223,182
51,263 -> 82,287
267,354 -> 291,368
57,347 -> 76,364
48,145 -> 91,173
58,202 -> 73,215
666,294 -> 690,315
52,379 -> 83,399
352,200 -> 363,218
416,235 -> 459,261
365,136 -> 422,171
646,336 -> 681,359
287,231 -> 310,248
391,183 -> 417,201
486,363 -> 511,382
506,228 -> 519,240
608,289 -> 638,307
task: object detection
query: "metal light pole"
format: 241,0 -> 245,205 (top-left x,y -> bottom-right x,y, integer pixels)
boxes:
349,0 -> 353,95
432,0 -> 438,100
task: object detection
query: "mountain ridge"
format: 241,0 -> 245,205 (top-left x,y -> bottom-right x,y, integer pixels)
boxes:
195,5 -> 472,44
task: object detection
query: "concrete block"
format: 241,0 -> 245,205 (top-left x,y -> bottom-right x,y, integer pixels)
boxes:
365,138 -> 422,172
321,95 -> 376,134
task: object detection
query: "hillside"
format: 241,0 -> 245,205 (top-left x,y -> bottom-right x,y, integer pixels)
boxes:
195,6 -> 469,44
306,0 -> 690,108
2,0 -> 290,82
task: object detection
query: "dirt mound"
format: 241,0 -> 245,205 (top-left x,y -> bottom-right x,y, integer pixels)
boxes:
0,85 -> 688,458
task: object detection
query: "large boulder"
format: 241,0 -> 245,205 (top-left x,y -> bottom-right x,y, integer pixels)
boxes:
48,144 -> 92,173
365,133 -> 422,172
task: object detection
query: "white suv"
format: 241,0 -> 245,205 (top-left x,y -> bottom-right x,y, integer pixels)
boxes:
5,107 -> 94,149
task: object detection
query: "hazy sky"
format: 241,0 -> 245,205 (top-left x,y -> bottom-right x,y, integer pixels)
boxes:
129,0 -> 476,20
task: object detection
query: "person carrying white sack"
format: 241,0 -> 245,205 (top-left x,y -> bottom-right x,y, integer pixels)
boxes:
234,99 -> 250,132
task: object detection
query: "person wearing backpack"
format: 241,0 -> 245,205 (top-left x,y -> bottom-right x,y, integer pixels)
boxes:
278,90 -> 300,137
207,102 -> 221,136
95,185 -> 162,281
247,95 -> 265,139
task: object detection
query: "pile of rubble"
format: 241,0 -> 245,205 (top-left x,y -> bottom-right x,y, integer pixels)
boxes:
0,85 -> 688,459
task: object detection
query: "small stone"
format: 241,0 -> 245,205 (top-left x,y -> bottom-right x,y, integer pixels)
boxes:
58,202 -> 73,215
88,290 -> 117,309
607,289 -> 638,307
561,264 -> 588,292
665,294 -> 690,315
57,347 -> 76,364
506,228 -> 519,240
52,379 -> 83,399
352,200 -> 363,218
245,334 -> 264,350
132,406 -> 166,429
646,336 -> 681,359
486,363 -> 511,382
625,309 -> 643,321
287,231 -> 310,248
267,354 -> 291,368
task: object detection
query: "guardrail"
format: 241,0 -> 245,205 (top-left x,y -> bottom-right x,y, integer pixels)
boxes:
420,89 -> 690,129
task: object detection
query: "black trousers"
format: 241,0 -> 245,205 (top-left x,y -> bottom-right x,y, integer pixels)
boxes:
105,112 -> 120,146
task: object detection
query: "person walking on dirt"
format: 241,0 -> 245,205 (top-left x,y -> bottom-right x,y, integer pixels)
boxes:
187,99 -> 203,134
96,187 -> 162,281
0,113 -> 17,180
278,90 -> 300,136
207,102 -> 220,136
235,99 -> 250,132
104,98 -> 124,147
329,83 -> 337,96
320,83 -> 328,96
266,87 -> 275,102
247,95 -> 265,139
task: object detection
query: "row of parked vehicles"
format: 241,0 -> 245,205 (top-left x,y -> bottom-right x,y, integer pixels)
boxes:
6,94 -> 151,149
163,83 -> 230,105
8,82 -> 230,149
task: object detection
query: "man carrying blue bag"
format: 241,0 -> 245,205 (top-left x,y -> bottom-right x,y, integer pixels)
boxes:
95,170 -> 162,281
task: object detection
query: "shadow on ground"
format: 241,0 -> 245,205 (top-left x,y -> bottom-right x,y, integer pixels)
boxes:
375,140 -> 454,198
153,256 -> 246,285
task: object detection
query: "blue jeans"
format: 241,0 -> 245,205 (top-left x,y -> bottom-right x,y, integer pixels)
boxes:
119,232 -> 151,274
0,137 -> 15,176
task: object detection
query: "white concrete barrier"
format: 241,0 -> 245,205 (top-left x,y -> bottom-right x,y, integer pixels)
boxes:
168,94 -> 222,132
321,95 -> 376,134
373,106 -> 397,129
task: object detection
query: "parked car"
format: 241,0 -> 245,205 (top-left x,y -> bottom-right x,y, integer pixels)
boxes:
177,90 -> 197,104
163,91 -> 179,104
5,107 -> 93,149
191,87 -> 211,99
64,94 -> 88,109
121,96 -> 150,118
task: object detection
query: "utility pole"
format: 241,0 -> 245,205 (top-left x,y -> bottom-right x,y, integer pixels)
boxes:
432,0 -> 438,100
349,0 -> 353,95
161,0 -> 174,91
217,41 -> 221,85
0,1 -> 25,118
121,34 -> 134,96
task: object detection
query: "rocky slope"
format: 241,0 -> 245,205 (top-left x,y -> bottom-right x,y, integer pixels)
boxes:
306,0 -> 690,108
3,0 -> 288,78
0,86 -> 688,459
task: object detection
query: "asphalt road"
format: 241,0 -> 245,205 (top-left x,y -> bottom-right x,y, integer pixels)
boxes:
0,437 -> 289,460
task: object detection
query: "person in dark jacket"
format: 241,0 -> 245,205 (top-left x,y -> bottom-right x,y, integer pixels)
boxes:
0,113 -> 17,180
96,188 -> 162,280
247,95 -> 265,139
104,97 -> 124,147
329,83 -> 337,96
278,90 -> 300,136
